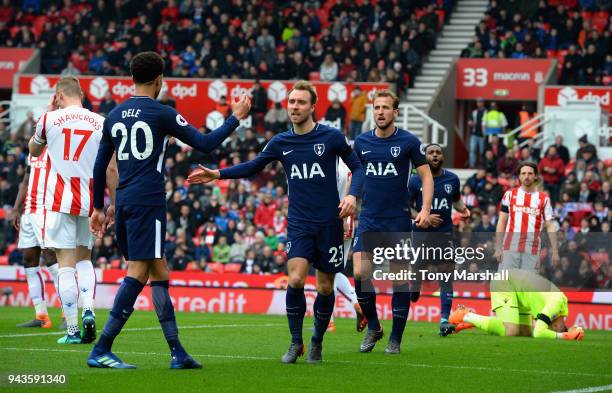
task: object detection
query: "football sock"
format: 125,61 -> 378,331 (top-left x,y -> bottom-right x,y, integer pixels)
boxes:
440,280 -> 453,321
46,262 -> 60,298
94,276 -> 144,353
355,279 -> 380,331
152,281 -> 187,358
390,284 -> 411,343
464,313 -> 506,336
25,267 -> 47,316
286,286 -> 306,344
58,267 -> 79,335
312,292 -> 335,344
334,273 -> 358,305
76,260 -> 96,314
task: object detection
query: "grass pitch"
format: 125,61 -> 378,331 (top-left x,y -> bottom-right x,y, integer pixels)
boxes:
0,307 -> 610,393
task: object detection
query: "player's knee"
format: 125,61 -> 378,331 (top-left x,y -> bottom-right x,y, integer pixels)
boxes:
317,282 -> 333,295
288,274 -> 306,289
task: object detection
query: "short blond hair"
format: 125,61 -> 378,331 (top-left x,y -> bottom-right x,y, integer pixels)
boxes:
55,76 -> 82,98
288,80 -> 317,105
373,89 -> 399,109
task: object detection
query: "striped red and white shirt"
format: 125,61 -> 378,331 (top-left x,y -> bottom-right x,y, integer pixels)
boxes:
24,148 -> 49,216
500,187 -> 553,255
33,106 -> 104,217
337,160 -> 355,238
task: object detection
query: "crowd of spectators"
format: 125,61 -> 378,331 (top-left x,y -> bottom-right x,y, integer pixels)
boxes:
0,0 -> 455,94
461,0 -> 612,85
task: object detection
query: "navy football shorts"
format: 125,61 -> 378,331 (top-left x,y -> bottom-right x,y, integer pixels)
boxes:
115,205 -> 166,261
286,219 -> 345,273
352,215 -> 412,253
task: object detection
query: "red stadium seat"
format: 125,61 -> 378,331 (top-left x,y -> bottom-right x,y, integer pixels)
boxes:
224,263 -> 242,273
208,263 -> 224,273
186,261 -> 201,271
110,259 -> 121,269
0,256 -> 8,265
308,71 -> 320,81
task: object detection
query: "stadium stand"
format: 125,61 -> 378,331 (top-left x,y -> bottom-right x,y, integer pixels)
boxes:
460,0 -> 611,86
0,0 -> 609,288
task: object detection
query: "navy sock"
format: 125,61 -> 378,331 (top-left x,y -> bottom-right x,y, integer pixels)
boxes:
355,279 -> 380,331
440,280 -> 454,321
151,280 -> 186,358
312,292 -> 335,344
94,276 -> 144,354
286,286 -> 306,344
390,284 -> 411,343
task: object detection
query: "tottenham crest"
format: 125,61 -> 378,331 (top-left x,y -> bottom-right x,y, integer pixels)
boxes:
314,144 -> 325,156
445,184 -> 453,194
390,146 -> 400,157
286,242 -> 292,252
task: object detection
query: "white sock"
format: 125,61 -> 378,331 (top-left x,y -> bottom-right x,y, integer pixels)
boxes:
58,267 -> 79,335
25,267 -> 47,315
75,260 -> 96,314
46,262 -> 60,294
464,312 -> 485,325
334,273 -> 358,305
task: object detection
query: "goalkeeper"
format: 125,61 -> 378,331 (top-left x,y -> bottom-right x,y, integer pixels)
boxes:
449,269 -> 584,340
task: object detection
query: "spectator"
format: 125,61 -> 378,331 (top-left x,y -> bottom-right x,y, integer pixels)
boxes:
483,101 -> 508,138
264,102 -> 289,133
551,135 -> 570,165
496,150 -> 518,179
320,53 -> 338,81
98,90 -> 116,116
348,86 -> 367,140
251,80 -> 268,132
254,193 -> 276,230
229,233 -> 249,264
213,235 -> 231,264
469,99 -> 487,168
575,135 -> 598,165
60,60 -> 81,76
538,146 -> 565,204
324,99 -> 346,132
560,172 -> 580,201
241,249 -> 262,274
13,111 -> 35,144
474,212 -> 495,232
487,135 -> 507,160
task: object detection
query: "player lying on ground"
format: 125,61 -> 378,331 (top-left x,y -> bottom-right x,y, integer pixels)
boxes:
449,269 -> 584,340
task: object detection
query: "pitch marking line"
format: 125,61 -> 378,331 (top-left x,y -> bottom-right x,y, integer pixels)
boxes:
1,347 -> 611,379
549,384 -> 612,393
0,323 -> 285,339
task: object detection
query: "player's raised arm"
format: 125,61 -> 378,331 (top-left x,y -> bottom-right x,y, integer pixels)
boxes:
169,94 -> 251,153
188,137 -> 278,184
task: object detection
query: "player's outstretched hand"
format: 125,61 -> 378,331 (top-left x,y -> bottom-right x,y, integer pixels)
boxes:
429,214 -> 443,228
90,208 -> 106,239
231,94 -> 252,120
561,326 -> 584,340
187,165 -> 221,184
414,209 -> 430,228
338,195 -> 356,219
